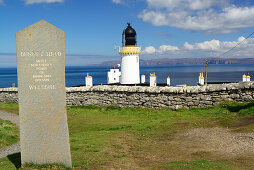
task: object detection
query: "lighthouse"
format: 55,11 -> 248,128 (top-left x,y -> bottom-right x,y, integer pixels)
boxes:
119,23 -> 141,84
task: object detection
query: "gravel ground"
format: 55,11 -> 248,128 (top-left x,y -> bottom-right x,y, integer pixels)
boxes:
179,127 -> 254,158
0,111 -> 20,159
0,111 -> 19,128
0,142 -> 20,158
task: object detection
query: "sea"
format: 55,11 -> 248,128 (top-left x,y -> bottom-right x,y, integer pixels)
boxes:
0,64 -> 253,88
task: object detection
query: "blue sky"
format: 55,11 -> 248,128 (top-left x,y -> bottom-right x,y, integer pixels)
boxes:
1,0 -> 254,66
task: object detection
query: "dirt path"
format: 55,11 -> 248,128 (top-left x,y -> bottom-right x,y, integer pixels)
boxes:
0,111 -> 20,159
0,111 -> 19,128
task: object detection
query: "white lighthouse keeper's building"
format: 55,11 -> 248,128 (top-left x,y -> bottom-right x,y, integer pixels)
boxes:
107,66 -> 121,84
119,23 -> 141,84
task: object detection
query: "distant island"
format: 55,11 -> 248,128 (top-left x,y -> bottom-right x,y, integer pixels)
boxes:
94,58 -> 254,66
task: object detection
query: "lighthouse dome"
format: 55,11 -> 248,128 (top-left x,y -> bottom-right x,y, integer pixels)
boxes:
122,23 -> 137,46
125,23 -> 136,37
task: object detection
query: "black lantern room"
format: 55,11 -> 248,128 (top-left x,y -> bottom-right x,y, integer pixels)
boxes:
122,23 -> 137,46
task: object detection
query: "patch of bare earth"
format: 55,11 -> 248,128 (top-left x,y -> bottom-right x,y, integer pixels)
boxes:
101,128 -> 254,169
178,127 -> 254,159
233,115 -> 254,127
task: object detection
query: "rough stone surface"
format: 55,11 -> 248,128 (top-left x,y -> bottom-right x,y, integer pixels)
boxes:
1,82 -> 254,110
64,82 -> 254,109
16,20 -> 72,167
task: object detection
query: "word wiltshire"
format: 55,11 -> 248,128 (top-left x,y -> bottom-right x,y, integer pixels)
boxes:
16,20 -> 72,168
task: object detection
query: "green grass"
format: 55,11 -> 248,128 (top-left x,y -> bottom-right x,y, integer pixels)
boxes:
0,101 -> 253,169
0,102 -> 19,114
0,119 -> 19,148
222,100 -> 254,116
0,153 -> 69,170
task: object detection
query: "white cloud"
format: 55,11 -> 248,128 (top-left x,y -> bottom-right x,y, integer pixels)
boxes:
158,45 -> 179,53
142,44 -> 179,54
142,36 -> 254,58
24,0 -> 64,5
139,0 -> 254,34
111,0 -> 124,4
146,0 -> 228,10
183,37 -> 247,51
184,40 -> 222,51
238,36 -> 245,42
142,46 -> 156,54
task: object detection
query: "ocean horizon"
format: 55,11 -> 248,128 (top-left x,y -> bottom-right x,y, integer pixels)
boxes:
0,63 -> 253,88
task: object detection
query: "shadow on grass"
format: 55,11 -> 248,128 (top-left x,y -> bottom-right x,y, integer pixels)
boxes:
225,101 -> 254,112
7,152 -> 21,169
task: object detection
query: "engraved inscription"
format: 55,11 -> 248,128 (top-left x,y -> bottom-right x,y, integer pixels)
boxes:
20,51 -> 62,57
20,51 -> 62,90
21,51 -> 43,57
29,85 -> 56,90
46,51 -> 62,57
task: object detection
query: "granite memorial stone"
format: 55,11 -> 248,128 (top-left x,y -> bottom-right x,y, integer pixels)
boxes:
16,20 -> 72,168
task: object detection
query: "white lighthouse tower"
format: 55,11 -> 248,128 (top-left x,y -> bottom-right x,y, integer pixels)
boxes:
119,23 -> 141,84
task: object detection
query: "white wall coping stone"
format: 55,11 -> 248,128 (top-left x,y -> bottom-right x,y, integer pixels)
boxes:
0,87 -> 18,92
1,82 -> 254,94
65,81 -> 254,93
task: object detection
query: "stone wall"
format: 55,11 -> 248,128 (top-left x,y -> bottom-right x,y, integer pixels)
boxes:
1,82 -> 254,109
0,88 -> 18,103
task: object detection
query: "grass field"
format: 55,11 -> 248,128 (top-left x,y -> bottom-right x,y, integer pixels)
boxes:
0,103 -> 19,115
0,101 -> 253,169
0,119 -> 19,149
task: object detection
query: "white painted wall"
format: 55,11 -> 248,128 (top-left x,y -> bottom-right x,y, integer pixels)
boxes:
167,77 -> 170,86
107,69 -> 121,84
150,76 -> 156,87
199,78 -> 204,85
86,77 -> 93,87
199,73 -> 204,85
141,75 -> 145,83
243,75 -> 247,82
247,76 -> 251,82
120,53 -> 140,84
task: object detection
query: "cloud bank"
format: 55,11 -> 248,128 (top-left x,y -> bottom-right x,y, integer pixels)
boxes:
0,0 -> 64,5
24,0 -> 64,5
138,0 -> 254,34
142,36 -> 254,58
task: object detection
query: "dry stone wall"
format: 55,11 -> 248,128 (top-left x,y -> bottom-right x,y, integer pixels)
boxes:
0,88 -> 18,103
1,82 -> 254,109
